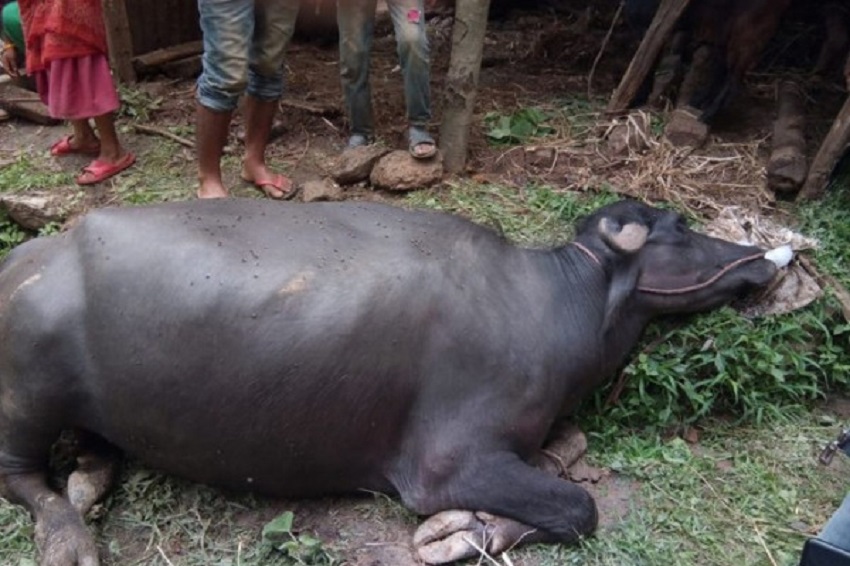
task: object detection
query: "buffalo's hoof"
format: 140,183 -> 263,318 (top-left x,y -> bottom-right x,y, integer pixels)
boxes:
413,510 -> 539,564
66,453 -> 117,516
34,495 -> 99,566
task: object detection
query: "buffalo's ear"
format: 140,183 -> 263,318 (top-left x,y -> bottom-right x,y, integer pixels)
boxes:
601,260 -> 641,335
598,217 -> 648,253
597,217 -> 648,334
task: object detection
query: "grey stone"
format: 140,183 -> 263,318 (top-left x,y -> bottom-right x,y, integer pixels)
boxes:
0,192 -> 74,231
332,145 -> 391,186
301,178 -> 344,202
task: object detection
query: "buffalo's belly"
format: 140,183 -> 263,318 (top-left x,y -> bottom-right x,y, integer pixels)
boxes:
81,402 -> 402,497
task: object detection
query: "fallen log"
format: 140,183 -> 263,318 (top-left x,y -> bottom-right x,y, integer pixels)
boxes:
767,80 -> 807,197
133,41 -> 204,76
607,0 -> 693,114
0,83 -> 59,125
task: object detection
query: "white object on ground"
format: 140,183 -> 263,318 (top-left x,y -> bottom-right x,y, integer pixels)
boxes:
764,245 -> 794,268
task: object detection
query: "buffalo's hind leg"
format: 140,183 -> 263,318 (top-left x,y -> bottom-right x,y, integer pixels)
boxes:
1,428 -> 101,566
66,431 -> 120,517
408,452 -> 598,564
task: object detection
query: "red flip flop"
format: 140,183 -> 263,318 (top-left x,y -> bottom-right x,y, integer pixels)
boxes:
50,135 -> 101,157
241,172 -> 297,200
76,153 -> 136,186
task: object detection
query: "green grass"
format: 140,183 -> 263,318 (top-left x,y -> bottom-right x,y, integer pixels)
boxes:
0,153 -> 73,192
554,421 -> 849,566
97,469 -> 310,566
0,502 -> 34,565
406,181 -> 619,246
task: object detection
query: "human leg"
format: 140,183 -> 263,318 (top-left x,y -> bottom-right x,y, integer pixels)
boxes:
75,112 -> 136,185
337,0 -> 378,144
91,113 -> 126,163
240,95 -> 294,198
195,0 -> 255,197
241,0 -> 300,199
196,105 -> 233,198
387,0 -> 435,158
49,120 -> 101,156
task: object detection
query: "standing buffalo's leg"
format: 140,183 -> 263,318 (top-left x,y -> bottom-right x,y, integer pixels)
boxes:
66,432 -> 120,516
406,452 -> 598,564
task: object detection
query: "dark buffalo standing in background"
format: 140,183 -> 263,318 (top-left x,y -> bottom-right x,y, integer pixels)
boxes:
0,198 -> 787,565
625,0 -> 792,120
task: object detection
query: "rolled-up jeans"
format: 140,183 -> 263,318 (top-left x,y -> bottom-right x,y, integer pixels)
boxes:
337,0 -> 431,138
196,0 -> 300,112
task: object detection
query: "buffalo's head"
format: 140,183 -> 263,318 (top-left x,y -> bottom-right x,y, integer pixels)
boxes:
573,200 -> 787,329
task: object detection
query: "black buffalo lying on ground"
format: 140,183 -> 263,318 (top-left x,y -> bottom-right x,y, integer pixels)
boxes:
0,198 -> 788,565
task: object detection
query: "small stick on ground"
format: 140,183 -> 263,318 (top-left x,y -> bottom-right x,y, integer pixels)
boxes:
798,255 -> 850,323
280,99 -> 341,117
133,124 -> 195,149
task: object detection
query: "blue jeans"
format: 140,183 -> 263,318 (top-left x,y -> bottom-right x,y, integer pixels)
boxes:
196,0 -> 300,112
337,0 -> 431,137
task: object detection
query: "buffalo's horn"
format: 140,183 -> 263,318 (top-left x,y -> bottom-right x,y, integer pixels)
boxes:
598,217 -> 648,253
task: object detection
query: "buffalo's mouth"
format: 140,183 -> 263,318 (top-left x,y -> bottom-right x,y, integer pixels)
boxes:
637,245 -> 792,298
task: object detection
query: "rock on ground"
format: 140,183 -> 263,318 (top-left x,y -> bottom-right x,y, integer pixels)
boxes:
607,112 -> 651,155
370,150 -> 444,192
0,192 -> 75,230
332,145 -> 392,186
301,178 -> 344,202
665,107 -> 709,148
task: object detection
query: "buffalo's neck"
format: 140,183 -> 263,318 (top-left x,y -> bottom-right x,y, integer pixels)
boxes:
543,245 -> 653,415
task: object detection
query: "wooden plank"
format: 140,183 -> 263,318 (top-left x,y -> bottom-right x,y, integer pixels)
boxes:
607,0 -> 692,114
0,82 -> 60,125
133,41 -> 205,75
797,92 -> 850,201
101,0 -> 137,83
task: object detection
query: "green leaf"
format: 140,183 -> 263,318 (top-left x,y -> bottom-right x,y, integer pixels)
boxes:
262,510 -> 294,545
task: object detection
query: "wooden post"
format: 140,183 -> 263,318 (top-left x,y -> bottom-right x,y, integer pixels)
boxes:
439,0 -> 491,174
767,80 -> 807,197
797,92 -> 850,201
607,0 -> 692,114
101,0 -> 137,84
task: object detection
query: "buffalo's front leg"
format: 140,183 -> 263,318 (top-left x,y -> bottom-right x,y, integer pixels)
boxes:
404,452 -> 598,564
414,509 -> 556,564
2,472 -> 99,566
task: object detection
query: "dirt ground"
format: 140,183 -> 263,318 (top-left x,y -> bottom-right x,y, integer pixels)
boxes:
0,1 -> 846,564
